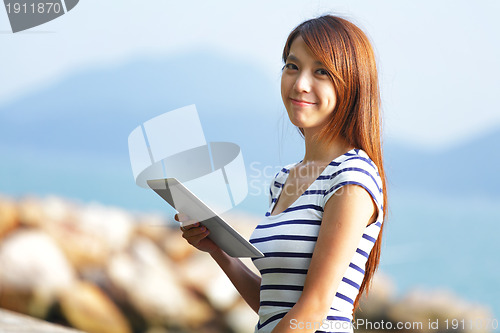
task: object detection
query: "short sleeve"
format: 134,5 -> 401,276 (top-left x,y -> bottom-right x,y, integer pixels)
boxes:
322,155 -> 384,221
268,171 -> 279,208
268,169 -> 283,208
267,164 -> 295,209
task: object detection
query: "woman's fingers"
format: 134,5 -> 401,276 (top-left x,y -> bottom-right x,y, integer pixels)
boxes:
181,223 -> 205,237
175,213 -> 191,223
174,214 -> 215,252
181,224 -> 210,245
179,221 -> 199,231
174,213 -> 198,230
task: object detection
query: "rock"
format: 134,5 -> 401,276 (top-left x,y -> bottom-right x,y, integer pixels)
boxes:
59,281 -> 132,333
0,287 -> 33,316
357,271 -> 396,318
42,196 -> 79,225
17,196 -> 109,269
18,196 -> 77,228
0,308 -> 84,333
0,230 -> 76,317
134,214 -> 172,245
0,229 -> 76,290
177,252 -> 241,312
17,196 -> 47,227
386,288 -> 494,333
225,299 -> 259,333
0,197 -> 19,239
160,228 -> 196,262
44,201 -> 135,270
107,236 -> 214,329
77,203 -> 134,253
133,216 -> 197,262
144,327 -> 169,333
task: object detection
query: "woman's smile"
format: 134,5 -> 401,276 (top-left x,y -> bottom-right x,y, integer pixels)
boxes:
290,98 -> 316,107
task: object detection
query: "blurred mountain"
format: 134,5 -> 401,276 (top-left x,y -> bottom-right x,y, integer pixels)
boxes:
0,51 -> 498,206
384,129 -> 500,197
0,51 -> 290,169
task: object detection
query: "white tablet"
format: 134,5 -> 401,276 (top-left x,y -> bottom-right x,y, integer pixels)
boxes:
147,178 -> 264,258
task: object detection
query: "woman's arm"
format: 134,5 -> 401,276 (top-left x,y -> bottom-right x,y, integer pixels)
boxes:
271,184 -> 377,333
176,214 -> 261,313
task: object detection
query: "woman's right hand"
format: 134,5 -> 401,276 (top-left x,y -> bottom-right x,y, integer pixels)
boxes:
175,213 -> 221,254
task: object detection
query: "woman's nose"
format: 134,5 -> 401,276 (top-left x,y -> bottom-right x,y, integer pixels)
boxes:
293,72 -> 312,93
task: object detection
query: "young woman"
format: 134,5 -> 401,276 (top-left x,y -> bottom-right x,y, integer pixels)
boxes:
176,15 -> 387,333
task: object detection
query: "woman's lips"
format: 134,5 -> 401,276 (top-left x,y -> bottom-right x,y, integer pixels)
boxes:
290,98 -> 315,106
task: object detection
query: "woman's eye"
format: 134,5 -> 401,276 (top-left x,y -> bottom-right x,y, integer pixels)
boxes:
284,63 -> 298,70
316,68 -> 329,76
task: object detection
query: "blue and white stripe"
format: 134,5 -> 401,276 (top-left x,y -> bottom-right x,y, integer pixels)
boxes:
250,148 -> 384,333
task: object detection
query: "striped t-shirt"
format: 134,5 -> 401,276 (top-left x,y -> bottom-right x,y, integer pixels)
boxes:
249,148 -> 384,333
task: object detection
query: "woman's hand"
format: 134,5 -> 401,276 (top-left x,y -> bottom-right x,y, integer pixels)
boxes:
175,213 -> 221,254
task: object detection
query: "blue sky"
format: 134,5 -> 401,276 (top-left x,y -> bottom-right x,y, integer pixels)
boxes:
1,0 -> 500,150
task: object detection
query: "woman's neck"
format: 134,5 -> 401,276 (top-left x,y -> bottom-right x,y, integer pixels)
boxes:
302,132 -> 354,165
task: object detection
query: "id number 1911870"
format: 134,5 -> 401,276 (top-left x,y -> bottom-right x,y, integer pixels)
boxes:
5,2 -> 62,14
443,318 -> 498,330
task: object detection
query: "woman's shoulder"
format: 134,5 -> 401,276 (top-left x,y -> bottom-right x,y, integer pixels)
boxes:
322,148 -> 384,214
325,148 -> 380,178
323,148 -> 383,195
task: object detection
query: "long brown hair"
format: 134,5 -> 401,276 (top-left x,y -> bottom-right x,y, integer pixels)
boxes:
282,15 -> 388,315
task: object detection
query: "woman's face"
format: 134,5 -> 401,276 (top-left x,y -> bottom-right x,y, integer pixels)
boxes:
281,36 -> 337,136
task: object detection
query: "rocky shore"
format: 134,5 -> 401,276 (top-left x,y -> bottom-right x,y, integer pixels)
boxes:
0,195 -> 494,333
